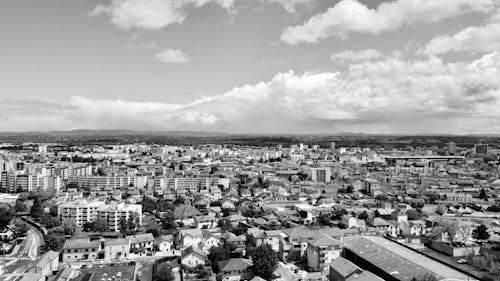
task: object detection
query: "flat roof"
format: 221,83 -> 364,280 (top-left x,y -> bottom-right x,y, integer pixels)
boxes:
383,156 -> 464,160
344,236 -> 477,281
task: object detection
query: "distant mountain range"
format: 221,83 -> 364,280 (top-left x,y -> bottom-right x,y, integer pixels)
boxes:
0,129 -> 499,137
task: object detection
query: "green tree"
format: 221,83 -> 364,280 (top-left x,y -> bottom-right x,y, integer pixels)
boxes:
251,244 -> 278,280
14,221 -> 29,235
406,209 -> 421,220
0,207 -> 13,229
479,188 -> 488,200
15,200 -> 27,213
40,214 -> 61,228
45,228 -> 66,251
358,211 -> 369,220
127,212 -> 139,232
160,211 -> 177,233
30,197 -> 44,220
208,242 -> 234,273
411,273 -> 438,281
472,224 -> 490,240
153,263 -> 175,281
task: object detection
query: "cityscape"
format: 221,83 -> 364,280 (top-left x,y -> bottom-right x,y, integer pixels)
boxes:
2,0 -> 500,281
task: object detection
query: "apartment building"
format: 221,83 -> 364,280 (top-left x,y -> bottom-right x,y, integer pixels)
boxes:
58,200 -> 142,232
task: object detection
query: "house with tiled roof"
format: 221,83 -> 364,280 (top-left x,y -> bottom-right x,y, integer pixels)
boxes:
174,204 -> 202,227
181,245 -> 207,268
217,258 -> 253,281
62,239 -> 101,262
179,228 -> 203,248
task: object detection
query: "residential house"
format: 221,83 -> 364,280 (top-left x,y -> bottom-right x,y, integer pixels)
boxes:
128,233 -> 154,256
218,258 -> 253,281
181,245 -> 207,268
62,239 -> 101,262
104,238 -> 130,260
174,205 -> 202,227
179,228 -> 203,248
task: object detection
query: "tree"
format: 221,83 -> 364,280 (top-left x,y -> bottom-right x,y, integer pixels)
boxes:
153,263 -> 175,281
472,224 -> 490,241
411,273 -> 438,281
208,243 -> 233,273
160,210 -> 177,231
14,221 -> 29,236
45,229 -> 66,251
83,221 -> 96,232
317,214 -> 332,226
358,211 -> 369,220
30,197 -> 44,220
406,209 -> 421,220
251,244 -> 278,280
127,212 -> 139,232
479,188 -> 488,200
443,221 -> 458,243
0,207 -> 13,229
40,214 -> 61,228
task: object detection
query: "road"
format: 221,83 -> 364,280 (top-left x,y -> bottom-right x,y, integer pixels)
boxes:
1,227 -> 44,281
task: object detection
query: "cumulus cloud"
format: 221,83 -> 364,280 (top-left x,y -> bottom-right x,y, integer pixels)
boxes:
89,0 -> 236,31
281,0 -> 495,44
423,8 -> 500,55
156,49 -> 191,63
331,49 -> 383,63
4,52 -> 500,133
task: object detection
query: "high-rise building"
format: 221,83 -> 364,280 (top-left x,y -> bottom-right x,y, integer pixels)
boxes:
447,142 -> 456,155
330,142 -> 336,150
474,143 -> 488,154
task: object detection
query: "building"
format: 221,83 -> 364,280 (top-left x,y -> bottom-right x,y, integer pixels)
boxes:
97,203 -> 142,232
104,238 -> 130,260
58,200 -> 142,232
181,245 -> 206,267
217,258 -> 253,281
447,142 -> 456,155
62,239 -> 101,262
311,167 -> 332,183
329,257 -> 363,281
307,236 -> 342,272
474,143 -> 488,154
343,236 -> 477,281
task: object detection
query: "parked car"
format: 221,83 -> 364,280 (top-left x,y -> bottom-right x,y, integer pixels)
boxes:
457,259 -> 467,264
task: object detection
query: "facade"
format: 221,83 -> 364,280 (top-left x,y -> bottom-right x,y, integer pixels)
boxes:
58,200 -> 142,232
62,239 -> 101,262
307,237 -> 342,272
311,167 -> 332,183
218,258 -> 253,281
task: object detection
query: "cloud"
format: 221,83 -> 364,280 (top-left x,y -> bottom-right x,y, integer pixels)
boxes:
156,49 -> 191,63
261,0 -> 317,13
281,0 -> 495,44
89,0 -> 236,31
4,52 -> 500,133
331,49 -> 383,63
423,8 -> 500,55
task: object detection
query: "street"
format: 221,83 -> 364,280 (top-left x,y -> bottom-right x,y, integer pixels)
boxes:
1,226 -> 44,281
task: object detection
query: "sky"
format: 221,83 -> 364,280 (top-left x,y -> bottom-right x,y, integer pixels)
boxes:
1,0 -> 500,134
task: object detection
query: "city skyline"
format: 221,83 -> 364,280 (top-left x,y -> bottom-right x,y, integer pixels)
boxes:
2,0 -> 500,134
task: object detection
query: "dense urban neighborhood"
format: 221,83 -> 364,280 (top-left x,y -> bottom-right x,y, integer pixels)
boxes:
1,138 -> 500,281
